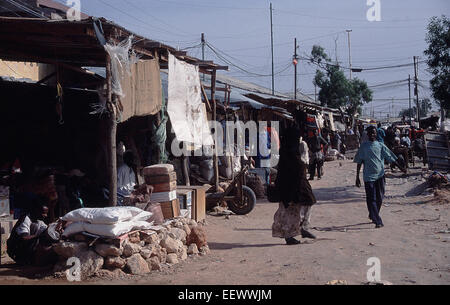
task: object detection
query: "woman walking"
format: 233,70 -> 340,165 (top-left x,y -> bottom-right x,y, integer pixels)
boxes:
272,127 -> 317,245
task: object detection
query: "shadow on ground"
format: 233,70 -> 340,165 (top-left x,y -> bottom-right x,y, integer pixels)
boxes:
0,263 -> 53,280
208,242 -> 282,250
313,222 -> 375,233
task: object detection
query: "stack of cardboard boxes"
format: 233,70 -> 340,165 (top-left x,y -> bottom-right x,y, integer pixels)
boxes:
143,164 -> 180,219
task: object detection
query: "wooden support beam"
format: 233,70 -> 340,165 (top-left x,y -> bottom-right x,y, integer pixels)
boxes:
201,84 -> 212,113
36,72 -> 56,84
106,53 -> 118,207
211,70 -> 219,192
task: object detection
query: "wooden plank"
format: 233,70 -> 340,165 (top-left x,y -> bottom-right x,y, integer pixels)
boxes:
201,84 -> 212,113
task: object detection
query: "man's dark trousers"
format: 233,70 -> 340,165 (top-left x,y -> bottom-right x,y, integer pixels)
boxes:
364,176 -> 385,226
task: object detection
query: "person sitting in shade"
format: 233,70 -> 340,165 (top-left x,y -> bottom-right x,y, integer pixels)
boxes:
7,197 -> 58,266
117,151 -> 137,198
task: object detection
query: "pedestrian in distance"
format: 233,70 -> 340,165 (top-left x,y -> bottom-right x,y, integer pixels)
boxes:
376,123 -> 386,144
354,126 -> 407,228
307,129 -> 328,180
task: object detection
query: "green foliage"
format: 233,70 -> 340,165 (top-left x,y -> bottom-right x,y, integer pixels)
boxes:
311,45 -> 373,118
424,16 -> 450,110
398,99 -> 432,118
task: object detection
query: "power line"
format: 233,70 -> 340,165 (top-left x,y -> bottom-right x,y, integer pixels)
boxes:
3,0 -> 45,18
148,0 -> 267,10
121,0 -> 195,36
369,79 -> 409,88
206,42 -> 292,77
206,40 -> 286,70
94,0 -> 196,39
0,4 -> 21,16
273,8 -> 428,23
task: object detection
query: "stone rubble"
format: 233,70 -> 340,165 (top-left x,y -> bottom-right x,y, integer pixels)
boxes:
51,216 -> 209,279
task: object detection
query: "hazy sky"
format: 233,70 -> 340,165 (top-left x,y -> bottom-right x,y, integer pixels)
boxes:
57,0 -> 449,118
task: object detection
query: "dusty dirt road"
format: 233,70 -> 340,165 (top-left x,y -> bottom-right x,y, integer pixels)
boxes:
1,159 -> 449,285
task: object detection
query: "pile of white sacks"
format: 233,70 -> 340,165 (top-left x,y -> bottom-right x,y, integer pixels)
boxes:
52,207 -> 209,280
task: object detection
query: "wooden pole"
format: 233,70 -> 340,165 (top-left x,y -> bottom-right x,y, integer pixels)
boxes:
181,156 -> 190,186
211,70 -> 219,191
106,54 -> 118,206
200,84 -> 212,112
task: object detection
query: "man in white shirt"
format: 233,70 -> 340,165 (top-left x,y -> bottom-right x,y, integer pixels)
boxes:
299,137 -> 309,166
117,151 -> 137,198
7,201 -> 50,265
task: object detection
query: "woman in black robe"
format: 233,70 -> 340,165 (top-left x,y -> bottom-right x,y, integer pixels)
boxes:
272,127 -> 317,245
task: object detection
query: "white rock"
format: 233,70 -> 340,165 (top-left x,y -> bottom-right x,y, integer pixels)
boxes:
178,246 -> 188,261
160,236 -> 182,254
170,228 -> 187,244
95,243 -> 122,257
183,224 -> 191,236
59,250 -> 104,280
140,249 -> 152,259
122,242 -> 142,258
188,219 -> 197,226
126,253 -> 150,275
53,241 -> 88,259
104,256 -> 126,269
166,253 -> 179,264
199,245 -> 210,255
144,233 -> 159,245
187,244 -> 199,255
146,256 -> 161,271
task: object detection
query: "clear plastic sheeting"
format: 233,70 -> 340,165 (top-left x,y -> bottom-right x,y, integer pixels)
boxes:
103,36 -> 136,98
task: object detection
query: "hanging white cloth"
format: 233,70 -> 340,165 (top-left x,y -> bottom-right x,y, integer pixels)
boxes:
168,53 -> 213,148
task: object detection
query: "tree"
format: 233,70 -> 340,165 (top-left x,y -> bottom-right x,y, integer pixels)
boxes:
311,45 -> 373,118
398,99 -> 432,118
424,16 -> 450,112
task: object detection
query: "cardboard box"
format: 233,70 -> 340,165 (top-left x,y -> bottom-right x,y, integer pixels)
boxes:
144,171 -> 177,184
152,180 -> 177,193
178,186 -> 207,222
150,190 -> 177,203
177,189 -> 193,210
160,199 -> 180,219
143,164 -> 174,176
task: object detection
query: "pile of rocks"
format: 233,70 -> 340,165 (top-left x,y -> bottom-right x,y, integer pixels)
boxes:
52,217 -> 209,280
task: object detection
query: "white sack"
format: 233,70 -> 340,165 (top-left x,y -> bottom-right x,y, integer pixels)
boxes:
62,220 -> 154,238
61,207 -> 150,224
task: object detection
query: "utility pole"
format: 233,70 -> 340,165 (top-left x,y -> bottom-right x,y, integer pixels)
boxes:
201,33 -> 205,81
346,29 -> 352,80
270,3 -> 274,95
314,84 -> 317,103
293,38 -> 299,100
392,97 -> 394,118
408,74 -> 412,125
414,56 -> 420,124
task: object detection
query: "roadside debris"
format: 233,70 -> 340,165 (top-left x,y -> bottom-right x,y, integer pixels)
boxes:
326,279 -> 347,285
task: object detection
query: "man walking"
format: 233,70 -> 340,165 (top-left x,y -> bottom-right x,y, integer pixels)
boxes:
307,129 -> 328,180
376,123 -> 386,143
354,126 -> 406,228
